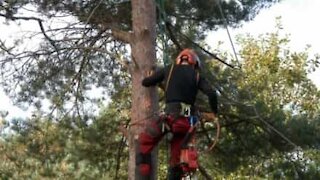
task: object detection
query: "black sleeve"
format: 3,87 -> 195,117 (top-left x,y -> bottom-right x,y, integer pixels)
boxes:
142,67 -> 165,87
198,76 -> 218,114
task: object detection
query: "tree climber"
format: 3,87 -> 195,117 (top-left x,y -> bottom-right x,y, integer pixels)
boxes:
136,48 -> 218,180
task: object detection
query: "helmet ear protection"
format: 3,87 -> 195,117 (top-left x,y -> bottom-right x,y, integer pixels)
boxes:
176,49 -> 200,68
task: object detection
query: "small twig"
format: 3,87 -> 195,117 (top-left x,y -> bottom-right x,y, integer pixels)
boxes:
198,164 -> 213,180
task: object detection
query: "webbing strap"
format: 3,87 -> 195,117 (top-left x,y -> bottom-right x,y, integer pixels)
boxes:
196,70 -> 200,86
156,0 -> 170,66
165,64 -> 175,92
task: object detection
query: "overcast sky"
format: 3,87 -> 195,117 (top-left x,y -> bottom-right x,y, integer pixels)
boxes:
208,0 -> 320,86
1,0 -> 319,120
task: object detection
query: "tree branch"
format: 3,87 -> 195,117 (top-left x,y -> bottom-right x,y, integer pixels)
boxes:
165,22 -> 235,68
0,13 -> 61,58
165,22 -> 182,51
111,28 -> 133,44
0,13 -> 41,21
198,164 -> 213,180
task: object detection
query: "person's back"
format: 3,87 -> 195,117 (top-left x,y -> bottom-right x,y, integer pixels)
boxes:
165,65 -> 198,105
142,48 -> 217,115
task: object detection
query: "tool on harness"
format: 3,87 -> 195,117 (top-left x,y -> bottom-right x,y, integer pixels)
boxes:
181,102 -> 191,117
180,115 -> 199,173
161,117 -> 174,141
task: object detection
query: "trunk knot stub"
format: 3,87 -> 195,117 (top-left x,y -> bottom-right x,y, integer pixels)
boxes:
134,134 -> 139,140
144,98 -> 152,110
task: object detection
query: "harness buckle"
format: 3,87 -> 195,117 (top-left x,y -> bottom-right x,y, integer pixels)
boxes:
181,103 -> 191,117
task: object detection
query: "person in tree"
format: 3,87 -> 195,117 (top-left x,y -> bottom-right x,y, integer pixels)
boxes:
136,48 -> 218,180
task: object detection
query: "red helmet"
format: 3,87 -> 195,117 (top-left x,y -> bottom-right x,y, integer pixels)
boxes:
176,49 -> 200,68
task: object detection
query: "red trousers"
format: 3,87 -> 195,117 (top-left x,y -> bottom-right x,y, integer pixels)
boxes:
138,115 -> 191,168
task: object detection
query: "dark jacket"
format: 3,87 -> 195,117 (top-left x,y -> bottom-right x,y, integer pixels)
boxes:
142,64 -> 218,114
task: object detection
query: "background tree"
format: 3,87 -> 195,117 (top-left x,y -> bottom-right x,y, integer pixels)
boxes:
0,23 -> 319,179
197,22 -> 320,178
1,0 -> 282,178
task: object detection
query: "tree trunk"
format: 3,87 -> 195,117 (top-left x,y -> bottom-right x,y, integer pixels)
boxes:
128,0 -> 157,179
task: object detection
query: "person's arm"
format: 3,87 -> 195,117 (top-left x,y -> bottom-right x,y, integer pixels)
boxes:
198,76 -> 218,114
142,67 -> 165,87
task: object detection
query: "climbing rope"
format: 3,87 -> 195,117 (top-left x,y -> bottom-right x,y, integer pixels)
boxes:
200,112 -> 221,152
214,0 -> 300,150
156,0 -> 170,66
215,0 -> 241,67
164,21 -> 236,69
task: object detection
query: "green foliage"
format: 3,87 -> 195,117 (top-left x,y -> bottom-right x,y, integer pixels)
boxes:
0,106 -> 130,179
0,0 -> 281,114
0,24 -> 320,179
0,80 -> 132,179
237,30 -> 319,115
197,23 -> 320,178
1,0 -> 320,179
165,0 -> 279,29
1,26 -> 320,178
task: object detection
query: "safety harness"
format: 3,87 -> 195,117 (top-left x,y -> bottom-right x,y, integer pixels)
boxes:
164,64 -> 200,176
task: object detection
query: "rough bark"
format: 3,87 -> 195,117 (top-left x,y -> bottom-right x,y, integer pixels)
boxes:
128,0 -> 158,179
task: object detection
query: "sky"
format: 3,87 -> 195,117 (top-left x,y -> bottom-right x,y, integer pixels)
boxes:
1,0 -> 319,120
207,0 -> 320,86
210,0 -> 320,52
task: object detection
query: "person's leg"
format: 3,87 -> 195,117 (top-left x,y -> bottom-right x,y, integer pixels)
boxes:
136,117 -> 165,179
168,133 -> 184,180
168,165 -> 184,180
168,117 -> 190,180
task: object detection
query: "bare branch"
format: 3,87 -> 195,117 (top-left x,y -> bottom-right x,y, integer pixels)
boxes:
0,13 -> 42,21
165,22 -> 182,51
198,164 -> 213,180
111,28 -> 133,44
0,13 -> 61,57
